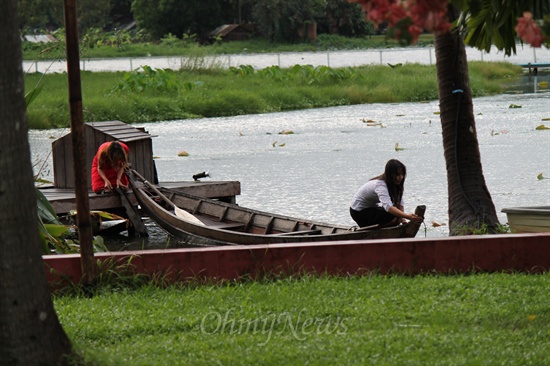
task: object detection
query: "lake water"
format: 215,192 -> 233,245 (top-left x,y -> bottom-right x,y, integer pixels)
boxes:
29,88 -> 550,245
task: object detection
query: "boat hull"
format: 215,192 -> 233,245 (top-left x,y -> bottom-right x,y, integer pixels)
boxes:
128,171 -> 426,246
502,206 -> 550,233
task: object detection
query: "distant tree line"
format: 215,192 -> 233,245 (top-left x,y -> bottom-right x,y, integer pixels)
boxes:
18,0 -> 373,42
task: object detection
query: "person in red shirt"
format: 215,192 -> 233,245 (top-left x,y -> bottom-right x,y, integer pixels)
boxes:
91,141 -> 129,193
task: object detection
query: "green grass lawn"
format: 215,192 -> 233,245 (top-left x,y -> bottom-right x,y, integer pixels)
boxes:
55,272 -> 549,365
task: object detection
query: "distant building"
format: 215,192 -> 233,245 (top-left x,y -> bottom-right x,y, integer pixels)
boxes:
209,24 -> 254,42
23,34 -> 57,43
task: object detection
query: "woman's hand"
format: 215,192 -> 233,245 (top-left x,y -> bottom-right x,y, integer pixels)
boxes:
116,178 -> 128,189
103,179 -> 113,192
408,213 -> 424,223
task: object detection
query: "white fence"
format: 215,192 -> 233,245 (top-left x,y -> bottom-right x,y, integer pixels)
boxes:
23,44 -> 549,74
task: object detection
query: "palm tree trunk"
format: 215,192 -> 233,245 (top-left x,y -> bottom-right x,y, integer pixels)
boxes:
435,26 -> 500,235
0,0 -> 73,363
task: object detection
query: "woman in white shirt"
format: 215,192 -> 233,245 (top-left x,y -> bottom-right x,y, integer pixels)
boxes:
350,159 -> 423,227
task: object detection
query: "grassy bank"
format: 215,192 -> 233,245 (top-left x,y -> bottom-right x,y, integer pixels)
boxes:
55,272 -> 549,365
22,34 -> 436,60
24,61 -> 520,129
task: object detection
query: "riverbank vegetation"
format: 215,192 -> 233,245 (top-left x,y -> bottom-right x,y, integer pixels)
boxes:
22,34 -> 436,61
24,61 -> 520,129
55,272 -> 549,365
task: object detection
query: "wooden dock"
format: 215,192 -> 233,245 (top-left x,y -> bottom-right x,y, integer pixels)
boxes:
39,180 -> 241,215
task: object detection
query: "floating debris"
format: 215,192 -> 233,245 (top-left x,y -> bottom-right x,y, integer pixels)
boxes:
394,143 -> 405,151
509,104 -> 522,108
433,111 -> 440,115
491,129 -> 509,136
535,124 -> 550,130
537,173 -> 546,180
279,129 -> 294,135
177,150 -> 189,157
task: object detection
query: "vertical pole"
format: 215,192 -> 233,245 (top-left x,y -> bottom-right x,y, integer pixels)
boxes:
63,0 -> 97,285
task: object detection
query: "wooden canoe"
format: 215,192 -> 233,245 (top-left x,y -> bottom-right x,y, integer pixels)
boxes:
501,206 -> 550,233
127,170 -> 426,246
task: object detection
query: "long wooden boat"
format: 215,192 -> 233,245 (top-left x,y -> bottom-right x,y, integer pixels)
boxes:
127,170 -> 426,246
501,206 -> 550,233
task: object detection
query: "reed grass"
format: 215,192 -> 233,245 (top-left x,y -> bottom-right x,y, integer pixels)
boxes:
24,61 -> 521,129
54,272 -> 549,366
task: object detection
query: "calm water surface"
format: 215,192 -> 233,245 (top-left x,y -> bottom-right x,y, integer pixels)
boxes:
30,92 -> 550,244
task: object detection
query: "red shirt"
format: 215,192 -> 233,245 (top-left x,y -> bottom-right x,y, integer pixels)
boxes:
91,142 -> 129,193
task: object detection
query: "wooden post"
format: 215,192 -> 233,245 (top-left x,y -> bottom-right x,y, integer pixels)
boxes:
63,0 -> 97,284
115,188 -> 149,237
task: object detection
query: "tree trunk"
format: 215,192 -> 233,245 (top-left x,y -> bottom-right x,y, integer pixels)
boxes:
0,0 -> 73,364
434,27 -> 500,235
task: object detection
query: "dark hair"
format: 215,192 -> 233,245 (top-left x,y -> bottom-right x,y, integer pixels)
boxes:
372,159 -> 406,205
99,141 -> 127,169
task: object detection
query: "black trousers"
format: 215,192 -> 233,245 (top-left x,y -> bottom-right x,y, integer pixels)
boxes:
350,207 -> 395,227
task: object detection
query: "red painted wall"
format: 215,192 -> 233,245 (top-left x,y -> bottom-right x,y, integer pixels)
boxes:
44,233 -> 550,288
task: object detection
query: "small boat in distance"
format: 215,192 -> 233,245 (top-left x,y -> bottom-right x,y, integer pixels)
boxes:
501,206 -> 550,233
127,170 -> 426,246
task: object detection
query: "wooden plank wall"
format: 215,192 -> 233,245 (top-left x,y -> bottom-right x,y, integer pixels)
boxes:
52,123 -> 155,188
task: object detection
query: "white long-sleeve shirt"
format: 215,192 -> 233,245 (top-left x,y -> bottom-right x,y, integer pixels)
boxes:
350,179 -> 404,212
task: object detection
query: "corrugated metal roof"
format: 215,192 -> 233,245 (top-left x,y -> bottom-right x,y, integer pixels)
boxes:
23,34 -> 57,43
209,24 -> 252,37
86,121 -> 153,142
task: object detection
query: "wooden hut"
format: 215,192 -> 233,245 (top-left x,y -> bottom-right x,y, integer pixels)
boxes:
209,24 -> 253,41
52,121 -> 156,189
